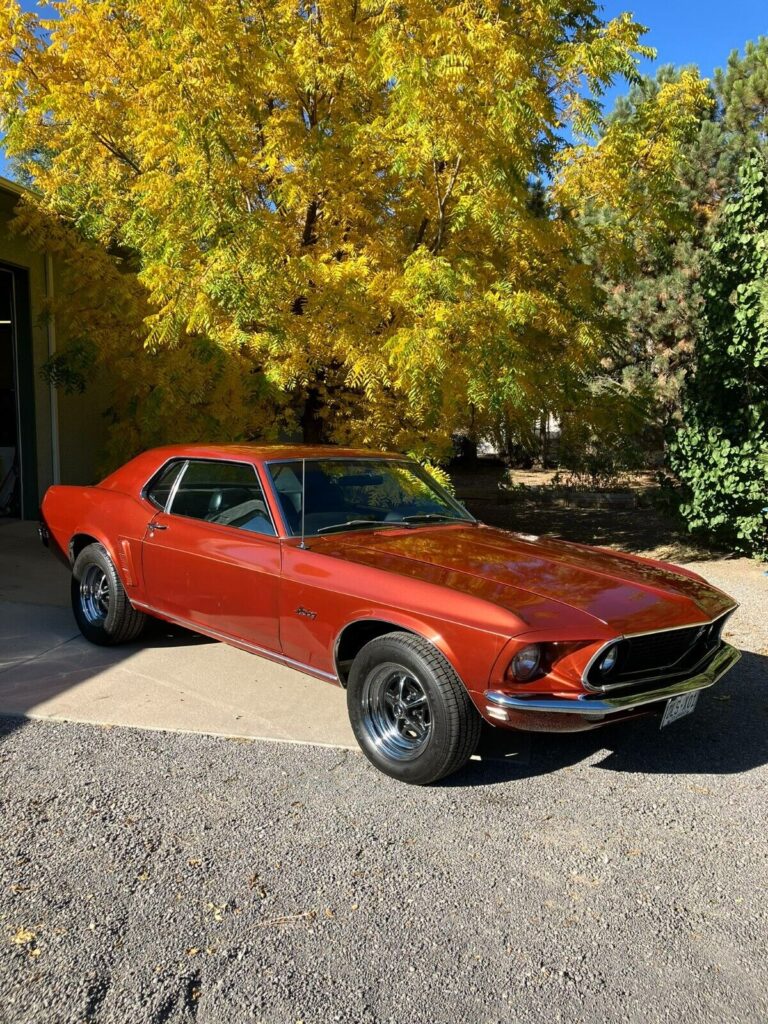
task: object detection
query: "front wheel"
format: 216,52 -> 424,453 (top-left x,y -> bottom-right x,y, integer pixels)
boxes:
347,632 -> 481,785
71,542 -> 146,645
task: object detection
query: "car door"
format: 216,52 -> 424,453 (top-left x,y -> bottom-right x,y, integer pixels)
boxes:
141,457 -> 281,653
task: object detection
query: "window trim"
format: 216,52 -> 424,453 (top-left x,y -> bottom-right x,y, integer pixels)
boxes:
146,456 -> 278,538
142,458 -> 188,512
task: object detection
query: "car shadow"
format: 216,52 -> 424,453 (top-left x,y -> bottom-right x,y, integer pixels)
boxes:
3,607 -> 766,781
141,619 -> 218,647
445,650 -> 768,787
0,605 -> 219,740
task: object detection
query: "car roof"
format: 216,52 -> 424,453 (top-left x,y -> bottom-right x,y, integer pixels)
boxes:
141,444 -> 403,462
98,444 -> 409,491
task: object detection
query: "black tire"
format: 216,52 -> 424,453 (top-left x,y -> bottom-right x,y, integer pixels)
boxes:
71,542 -> 146,646
347,631 -> 481,785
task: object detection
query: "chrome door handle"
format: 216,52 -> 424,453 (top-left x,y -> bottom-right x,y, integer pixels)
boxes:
148,522 -> 168,531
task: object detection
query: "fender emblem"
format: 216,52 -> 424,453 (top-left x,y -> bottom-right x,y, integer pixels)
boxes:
296,606 -> 317,620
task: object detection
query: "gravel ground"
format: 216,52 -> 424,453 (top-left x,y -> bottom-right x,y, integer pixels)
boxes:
1,560 -> 767,1024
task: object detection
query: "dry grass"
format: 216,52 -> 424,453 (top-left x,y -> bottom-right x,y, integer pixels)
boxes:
502,468 -> 661,491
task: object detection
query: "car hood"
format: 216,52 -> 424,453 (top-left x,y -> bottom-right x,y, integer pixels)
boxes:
311,524 -> 735,636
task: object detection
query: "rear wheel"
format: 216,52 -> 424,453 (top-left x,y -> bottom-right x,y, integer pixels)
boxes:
347,632 -> 481,785
71,542 -> 146,645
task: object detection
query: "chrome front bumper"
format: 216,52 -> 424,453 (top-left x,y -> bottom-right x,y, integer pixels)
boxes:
485,642 -> 741,719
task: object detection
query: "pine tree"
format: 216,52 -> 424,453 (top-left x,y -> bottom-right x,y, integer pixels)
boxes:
716,37 -> 768,166
587,68 -> 724,434
587,39 -> 768,469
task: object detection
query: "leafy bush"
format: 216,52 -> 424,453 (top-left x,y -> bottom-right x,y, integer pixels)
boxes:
668,154 -> 768,557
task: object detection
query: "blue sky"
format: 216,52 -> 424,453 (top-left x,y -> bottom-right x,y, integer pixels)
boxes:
601,1 -> 766,106
1,1 -> 766,178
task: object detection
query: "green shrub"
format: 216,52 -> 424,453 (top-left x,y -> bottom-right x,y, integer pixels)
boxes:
668,153 -> 768,557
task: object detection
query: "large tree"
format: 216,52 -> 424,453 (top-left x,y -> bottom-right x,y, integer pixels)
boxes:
0,0 -> 705,460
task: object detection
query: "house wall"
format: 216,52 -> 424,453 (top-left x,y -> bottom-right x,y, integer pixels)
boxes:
0,187 -> 51,511
58,371 -> 109,485
0,185 -> 107,515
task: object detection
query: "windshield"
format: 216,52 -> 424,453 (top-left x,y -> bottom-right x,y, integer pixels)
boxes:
267,458 -> 474,537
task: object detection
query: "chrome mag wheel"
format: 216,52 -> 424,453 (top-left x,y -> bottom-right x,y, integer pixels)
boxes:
361,663 -> 433,761
79,564 -> 110,625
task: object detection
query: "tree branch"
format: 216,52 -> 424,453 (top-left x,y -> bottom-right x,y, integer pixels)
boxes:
93,133 -> 142,174
431,154 -> 462,253
301,198 -> 320,247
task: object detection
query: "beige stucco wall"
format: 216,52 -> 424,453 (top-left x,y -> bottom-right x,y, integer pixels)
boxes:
58,375 -> 109,485
0,184 -> 106,512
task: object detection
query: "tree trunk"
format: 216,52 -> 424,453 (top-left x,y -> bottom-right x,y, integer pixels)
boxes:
300,387 -> 325,443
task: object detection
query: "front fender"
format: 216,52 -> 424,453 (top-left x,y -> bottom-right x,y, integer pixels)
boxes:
332,607 -> 508,702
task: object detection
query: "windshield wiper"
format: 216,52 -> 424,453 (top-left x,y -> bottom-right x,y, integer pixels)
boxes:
316,513 -> 471,535
316,519 -> 407,535
399,513 -> 471,524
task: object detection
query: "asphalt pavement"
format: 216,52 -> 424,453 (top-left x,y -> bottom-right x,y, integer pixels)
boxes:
1,660 -> 767,1024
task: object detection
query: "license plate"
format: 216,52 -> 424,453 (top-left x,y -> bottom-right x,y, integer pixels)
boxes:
660,691 -> 700,729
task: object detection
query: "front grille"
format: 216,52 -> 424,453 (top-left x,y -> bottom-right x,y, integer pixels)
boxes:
624,625 -> 708,674
586,612 -> 733,693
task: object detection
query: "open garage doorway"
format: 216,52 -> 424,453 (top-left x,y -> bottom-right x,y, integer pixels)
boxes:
0,262 -> 37,518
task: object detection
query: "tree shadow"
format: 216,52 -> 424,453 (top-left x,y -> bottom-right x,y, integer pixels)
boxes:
448,650 -> 768,787
452,463 -> 718,560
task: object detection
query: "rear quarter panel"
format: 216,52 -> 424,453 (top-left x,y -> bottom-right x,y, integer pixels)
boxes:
42,484 -> 152,598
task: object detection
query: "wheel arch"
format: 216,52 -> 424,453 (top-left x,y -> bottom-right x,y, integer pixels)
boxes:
69,531 -> 103,565
68,531 -> 122,582
333,615 -> 459,688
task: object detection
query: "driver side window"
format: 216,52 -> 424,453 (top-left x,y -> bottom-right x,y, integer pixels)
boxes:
169,460 -> 276,536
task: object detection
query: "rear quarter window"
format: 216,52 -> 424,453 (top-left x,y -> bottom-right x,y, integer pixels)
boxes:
145,460 -> 186,510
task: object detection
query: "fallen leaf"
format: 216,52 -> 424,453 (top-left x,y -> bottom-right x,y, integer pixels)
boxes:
205,902 -> 225,922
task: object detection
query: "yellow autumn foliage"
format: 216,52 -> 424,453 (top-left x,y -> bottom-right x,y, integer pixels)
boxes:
0,0 -> 708,462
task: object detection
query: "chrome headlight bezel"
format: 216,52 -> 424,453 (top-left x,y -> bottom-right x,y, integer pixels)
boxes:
596,642 -> 620,676
509,643 -> 542,682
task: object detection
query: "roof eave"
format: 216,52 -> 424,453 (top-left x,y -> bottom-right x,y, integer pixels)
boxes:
0,173 -> 27,197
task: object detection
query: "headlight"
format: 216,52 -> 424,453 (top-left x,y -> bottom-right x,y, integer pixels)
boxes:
509,644 -> 541,682
596,643 -> 619,675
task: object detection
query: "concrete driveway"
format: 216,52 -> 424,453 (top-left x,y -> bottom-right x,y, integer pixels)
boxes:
0,519 -> 357,748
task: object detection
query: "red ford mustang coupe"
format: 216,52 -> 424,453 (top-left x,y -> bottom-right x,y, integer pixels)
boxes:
40,445 -> 740,784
